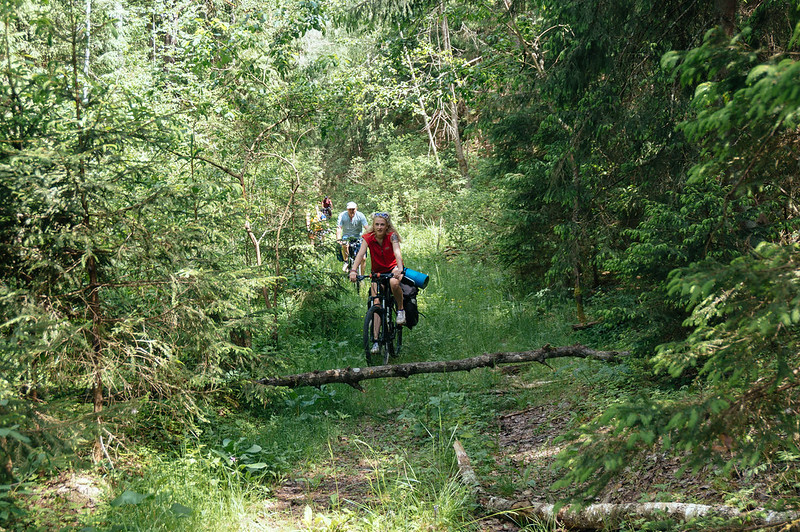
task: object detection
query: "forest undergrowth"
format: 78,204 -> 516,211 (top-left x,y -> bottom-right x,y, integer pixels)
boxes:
5,225 -> 796,532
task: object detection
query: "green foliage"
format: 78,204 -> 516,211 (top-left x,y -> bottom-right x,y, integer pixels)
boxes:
84,447 -> 258,532
4,0 -> 800,527
486,0 -> 713,292
350,128 -> 461,223
210,437 -> 290,482
0,0 -> 294,475
554,13 -> 800,503
659,242 -> 800,379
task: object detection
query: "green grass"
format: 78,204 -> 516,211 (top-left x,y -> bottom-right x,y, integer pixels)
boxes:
79,447 -> 256,531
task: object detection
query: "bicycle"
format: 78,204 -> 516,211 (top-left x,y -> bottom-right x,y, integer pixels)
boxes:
340,237 -> 363,293
356,273 -> 403,366
308,225 -> 331,244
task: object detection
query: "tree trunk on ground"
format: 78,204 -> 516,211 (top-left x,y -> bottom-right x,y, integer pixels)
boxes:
453,440 -> 799,530
482,497 -> 799,530
257,345 -> 626,389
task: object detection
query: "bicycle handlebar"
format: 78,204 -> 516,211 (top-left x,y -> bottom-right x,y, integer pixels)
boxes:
353,273 -> 395,281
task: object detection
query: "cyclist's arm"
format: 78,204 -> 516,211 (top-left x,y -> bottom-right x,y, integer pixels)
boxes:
390,234 -> 404,277
336,225 -> 342,241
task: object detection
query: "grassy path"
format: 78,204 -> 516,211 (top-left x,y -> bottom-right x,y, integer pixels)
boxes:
16,225 -> 635,531
229,225 -> 587,531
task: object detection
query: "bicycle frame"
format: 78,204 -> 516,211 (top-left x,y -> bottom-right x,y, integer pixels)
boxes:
345,238 -> 362,273
357,273 -> 402,365
343,238 -> 363,292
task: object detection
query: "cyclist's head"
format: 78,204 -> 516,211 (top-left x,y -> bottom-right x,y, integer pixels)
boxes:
369,212 -> 401,241
346,201 -> 357,213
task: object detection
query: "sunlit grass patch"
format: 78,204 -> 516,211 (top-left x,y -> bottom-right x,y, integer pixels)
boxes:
82,447 -> 259,532
326,433 -> 475,532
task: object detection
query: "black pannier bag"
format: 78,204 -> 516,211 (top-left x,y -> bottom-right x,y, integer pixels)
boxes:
400,278 -> 419,329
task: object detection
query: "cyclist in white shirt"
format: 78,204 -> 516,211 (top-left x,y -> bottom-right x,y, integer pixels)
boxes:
336,202 -> 368,272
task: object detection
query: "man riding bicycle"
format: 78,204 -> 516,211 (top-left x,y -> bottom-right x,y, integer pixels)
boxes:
348,212 -> 406,354
336,201 -> 368,272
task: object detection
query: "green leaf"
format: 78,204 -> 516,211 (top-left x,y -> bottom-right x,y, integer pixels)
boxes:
789,21 -> 800,47
110,490 -> 153,507
746,64 -> 774,84
170,503 -> 194,517
0,427 -> 31,443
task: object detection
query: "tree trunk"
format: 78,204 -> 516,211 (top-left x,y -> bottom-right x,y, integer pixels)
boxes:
449,84 -> 469,183
569,154 -> 586,325
481,498 -> 798,530
439,2 -> 470,184
73,4 -> 105,461
453,441 -> 799,530
257,345 -> 626,389
715,0 -> 737,36
244,220 -> 273,310
402,42 -> 441,167
87,255 -> 104,416
83,0 -> 91,103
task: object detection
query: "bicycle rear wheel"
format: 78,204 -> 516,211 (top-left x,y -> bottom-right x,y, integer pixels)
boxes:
363,305 -> 383,366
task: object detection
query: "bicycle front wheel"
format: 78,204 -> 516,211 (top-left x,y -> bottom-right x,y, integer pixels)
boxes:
383,315 -> 396,365
395,326 -> 403,358
363,305 -> 383,366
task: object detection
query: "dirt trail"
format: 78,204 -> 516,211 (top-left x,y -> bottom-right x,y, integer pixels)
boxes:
261,395 -> 781,530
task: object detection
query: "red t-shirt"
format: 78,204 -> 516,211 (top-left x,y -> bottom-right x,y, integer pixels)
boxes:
363,231 -> 397,273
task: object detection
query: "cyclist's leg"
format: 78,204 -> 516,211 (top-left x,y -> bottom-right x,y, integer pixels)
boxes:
345,240 -> 354,272
351,249 -> 361,292
340,239 -> 349,271
370,281 -> 381,339
389,277 -> 404,311
348,239 -> 362,275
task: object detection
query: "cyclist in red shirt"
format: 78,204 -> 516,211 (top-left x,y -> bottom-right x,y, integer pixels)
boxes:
349,212 -> 406,328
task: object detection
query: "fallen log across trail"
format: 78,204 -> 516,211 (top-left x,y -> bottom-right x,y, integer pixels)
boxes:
452,440 -> 800,530
257,344 -> 626,390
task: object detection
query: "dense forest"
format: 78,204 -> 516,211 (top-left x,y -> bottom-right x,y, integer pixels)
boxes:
1,0 -> 799,530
